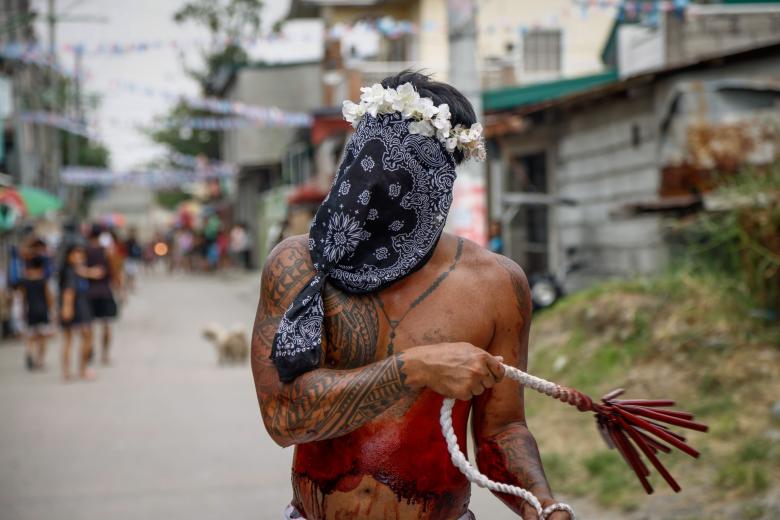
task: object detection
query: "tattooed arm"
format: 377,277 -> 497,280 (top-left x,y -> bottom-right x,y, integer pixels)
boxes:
471,255 -> 570,520
251,236 -> 416,447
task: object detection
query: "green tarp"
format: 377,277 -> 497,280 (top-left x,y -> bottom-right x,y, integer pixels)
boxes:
19,186 -> 62,216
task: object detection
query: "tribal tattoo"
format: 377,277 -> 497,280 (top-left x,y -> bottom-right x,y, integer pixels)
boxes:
276,355 -> 409,442
323,289 -> 379,369
251,236 -> 414,446
262,238 -> 311,305
479,427 -> 556,517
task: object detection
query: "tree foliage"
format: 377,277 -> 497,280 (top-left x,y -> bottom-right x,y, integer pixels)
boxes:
60,133 -> 110,168
681,162 -> 780,315
173,0 -> 263,89
149,0 -> 263,163
147,102 -> 221,160
174,0 -> 263,46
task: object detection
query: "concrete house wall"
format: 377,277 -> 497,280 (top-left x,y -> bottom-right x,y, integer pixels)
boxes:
618,4 -> 780,78
221,62 -> 323,167
555,89 -> 665,290
664,4 -> 780,66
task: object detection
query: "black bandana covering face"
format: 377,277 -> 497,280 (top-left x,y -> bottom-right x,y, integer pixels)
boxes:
271,112 -> 457,382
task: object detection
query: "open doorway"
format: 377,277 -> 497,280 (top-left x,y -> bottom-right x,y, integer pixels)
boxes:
505,152 -> 550,278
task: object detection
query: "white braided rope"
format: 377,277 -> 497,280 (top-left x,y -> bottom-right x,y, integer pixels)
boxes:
440,364 -> 576,520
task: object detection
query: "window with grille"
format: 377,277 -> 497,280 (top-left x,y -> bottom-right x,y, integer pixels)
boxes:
522,29 -> 562,73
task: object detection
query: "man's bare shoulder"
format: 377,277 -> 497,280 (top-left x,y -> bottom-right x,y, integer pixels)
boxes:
261,234 -> 313,310
449,234 -> 531,316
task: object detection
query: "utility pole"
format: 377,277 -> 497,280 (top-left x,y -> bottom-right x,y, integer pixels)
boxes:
42,2 -> 106,210
66,47 -> 82,167
46,0 -> 62,193
48,0 -> 56,57
446,0 -> 487,246
65,46 -> 83,214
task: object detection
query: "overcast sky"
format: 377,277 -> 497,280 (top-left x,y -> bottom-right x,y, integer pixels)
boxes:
32,0 -> 319,170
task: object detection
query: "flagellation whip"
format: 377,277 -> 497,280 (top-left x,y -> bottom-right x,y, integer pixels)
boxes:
440,364 -> 709,520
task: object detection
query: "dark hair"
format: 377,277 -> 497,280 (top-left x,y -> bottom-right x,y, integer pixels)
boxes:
59,244 -> 83,290
26,255 -> 46,269
89,223 -> 103,239
62,244 -> 83,264
381,70 -> 477,164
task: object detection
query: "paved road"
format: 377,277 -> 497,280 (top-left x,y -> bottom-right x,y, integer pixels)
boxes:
0,272 -> 590,520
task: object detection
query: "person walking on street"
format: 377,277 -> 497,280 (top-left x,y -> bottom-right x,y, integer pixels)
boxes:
85,225 -> 119,365
124,227 -> 143,292
59,244 -> 94,381
229,223 -> 251,270
19,254 -> 53,370
106,228 -> 126,304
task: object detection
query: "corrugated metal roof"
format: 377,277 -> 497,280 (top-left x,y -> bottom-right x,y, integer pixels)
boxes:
482,70 -> 620,112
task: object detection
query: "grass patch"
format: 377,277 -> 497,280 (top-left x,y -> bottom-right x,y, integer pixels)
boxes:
714,438 -> 776,495
715,465 -> 770,495
582,451 -> 639,509
690,395 -> 737,436
739,439 -> 773,463
541,452 -> 571,487
525,265 -> 780,515
740,502 -> 768,520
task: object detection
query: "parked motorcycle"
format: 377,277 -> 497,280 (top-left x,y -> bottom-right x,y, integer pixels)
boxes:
529,247 -> 584,311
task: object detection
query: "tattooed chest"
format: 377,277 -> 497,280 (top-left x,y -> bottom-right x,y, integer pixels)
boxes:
321,287 -> 469,370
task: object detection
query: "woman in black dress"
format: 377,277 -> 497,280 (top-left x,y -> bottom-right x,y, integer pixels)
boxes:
59,244 -> 94,381
20,255 -> 53,370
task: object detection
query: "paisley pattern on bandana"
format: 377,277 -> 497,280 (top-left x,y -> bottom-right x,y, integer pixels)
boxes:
271,113 -> 457,382
360,156 -> 375,172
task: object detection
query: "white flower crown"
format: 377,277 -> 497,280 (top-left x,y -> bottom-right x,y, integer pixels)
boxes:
342,82 -> 487,162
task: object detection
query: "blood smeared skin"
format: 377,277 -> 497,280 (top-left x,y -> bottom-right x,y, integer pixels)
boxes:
473,437 -> 524,513
292,390 -> 472,519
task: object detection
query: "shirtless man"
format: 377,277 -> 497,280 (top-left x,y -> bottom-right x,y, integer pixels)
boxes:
251,73 -> 570,520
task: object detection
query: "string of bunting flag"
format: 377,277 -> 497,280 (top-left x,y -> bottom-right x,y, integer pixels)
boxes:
147,116 -> 280,131
0,30 -> 318,59
62,164 -> 237,188
0,0 -> 691,63
0,44 -> 82,78
69,30 -> 318,56
113,80 -> 313,127
16,109 -> 307,137
168,152 -> 238,176
16,111 -> 95,139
